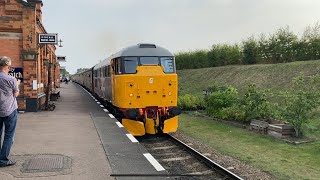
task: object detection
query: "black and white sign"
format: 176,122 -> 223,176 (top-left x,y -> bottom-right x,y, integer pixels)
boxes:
57,56 -> 66,62
39,33 -> 58,44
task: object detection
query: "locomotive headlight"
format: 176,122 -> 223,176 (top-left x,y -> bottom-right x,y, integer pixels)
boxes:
168,92 -> 172,96
130,93 -> 133,97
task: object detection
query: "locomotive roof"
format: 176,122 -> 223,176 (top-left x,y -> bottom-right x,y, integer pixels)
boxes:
94,43 -> 174,70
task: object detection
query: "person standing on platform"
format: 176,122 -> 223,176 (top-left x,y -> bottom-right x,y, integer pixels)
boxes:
0,56 -> 20,167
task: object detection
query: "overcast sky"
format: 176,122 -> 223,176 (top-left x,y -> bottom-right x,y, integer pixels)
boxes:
41,0 -> 320,74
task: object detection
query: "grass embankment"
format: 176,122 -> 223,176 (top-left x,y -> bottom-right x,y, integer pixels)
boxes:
179,114 -> 320,180
178,60 -> 320,95
177,60 -> 320,179
178,60 -> 320,139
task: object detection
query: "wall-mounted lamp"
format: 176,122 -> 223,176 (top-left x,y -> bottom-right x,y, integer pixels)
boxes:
58,39 -> 63,47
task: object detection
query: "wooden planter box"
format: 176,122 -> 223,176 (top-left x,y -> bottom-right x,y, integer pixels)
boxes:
250,120 -> 269,134
268,124 -> 294,138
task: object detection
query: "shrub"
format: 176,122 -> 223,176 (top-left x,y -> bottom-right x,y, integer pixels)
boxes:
242,36 -> 259,64
297,22 -> 320,61
175,50 -> 209,70
280,75 -> 320,137
241,84 -> 273,121
219,105 -> 246,122
205,86 -> 238,114
178,94 -> 205,111
208,44 -> 241,67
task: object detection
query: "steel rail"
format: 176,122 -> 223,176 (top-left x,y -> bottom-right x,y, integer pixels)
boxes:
166,134 -> 244,180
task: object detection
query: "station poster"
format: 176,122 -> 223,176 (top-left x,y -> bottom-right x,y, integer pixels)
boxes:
8,67 -> 23,82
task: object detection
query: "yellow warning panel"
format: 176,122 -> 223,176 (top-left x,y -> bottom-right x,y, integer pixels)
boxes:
145,118 -> 157,134
163,116 -> 178,133
122,119 -> 145,136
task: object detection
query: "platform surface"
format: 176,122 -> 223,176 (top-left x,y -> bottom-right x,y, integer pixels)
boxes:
0,83 -> 170,180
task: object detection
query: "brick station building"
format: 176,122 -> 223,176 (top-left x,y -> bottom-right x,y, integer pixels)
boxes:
0,0 -> 60,112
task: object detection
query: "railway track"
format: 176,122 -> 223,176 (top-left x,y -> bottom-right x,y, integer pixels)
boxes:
137,134 -> 243,180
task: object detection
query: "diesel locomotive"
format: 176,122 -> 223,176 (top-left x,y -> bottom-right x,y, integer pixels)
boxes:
72,44 -> 181,136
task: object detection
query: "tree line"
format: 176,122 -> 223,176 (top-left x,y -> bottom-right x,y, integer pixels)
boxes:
175,23 -> 320,70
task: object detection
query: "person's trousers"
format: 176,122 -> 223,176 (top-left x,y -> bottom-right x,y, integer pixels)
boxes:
0,110 -> 18,164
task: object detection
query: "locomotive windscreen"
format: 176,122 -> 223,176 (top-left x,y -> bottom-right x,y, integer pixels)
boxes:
140,57 -> 159,65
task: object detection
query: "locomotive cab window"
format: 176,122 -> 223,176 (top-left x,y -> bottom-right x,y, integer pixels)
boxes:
160,57 -> 175,73
123,57 -> 138,74
114,58 -> 122,75
140,57 -> 159,65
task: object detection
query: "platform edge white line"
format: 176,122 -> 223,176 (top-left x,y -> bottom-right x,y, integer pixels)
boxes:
143,153 -> 165,171
116,122 -> 124,128
126,134 -> 138,143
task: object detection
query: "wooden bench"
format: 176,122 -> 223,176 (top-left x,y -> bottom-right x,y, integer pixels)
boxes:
50,89 -> 60,101
250,120 -> 269,134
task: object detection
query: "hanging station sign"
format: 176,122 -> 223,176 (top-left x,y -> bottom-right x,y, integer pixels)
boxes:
38,33 -> 58,44
57,56 -> 66,62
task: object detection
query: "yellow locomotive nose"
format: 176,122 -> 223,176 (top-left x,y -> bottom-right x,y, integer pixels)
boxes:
114,65 -> 179,136
116,66 -> 177,109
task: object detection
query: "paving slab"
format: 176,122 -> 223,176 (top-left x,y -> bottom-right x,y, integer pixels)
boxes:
90,93 -> 171,180
0,82 -> 172,180
0,83 -> 114,180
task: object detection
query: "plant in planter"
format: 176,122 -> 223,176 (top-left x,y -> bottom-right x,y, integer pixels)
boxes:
280,75 -> 320,137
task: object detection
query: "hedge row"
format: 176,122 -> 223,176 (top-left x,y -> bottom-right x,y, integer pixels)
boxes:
176,23 -> 320,70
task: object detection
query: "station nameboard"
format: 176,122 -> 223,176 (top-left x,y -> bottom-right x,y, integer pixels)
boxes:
57,56 -> 66,62
39,33 -> 58,44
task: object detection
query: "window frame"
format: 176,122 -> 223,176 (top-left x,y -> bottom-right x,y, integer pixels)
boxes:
122,56 -> 139,74
112,56 -> 176,75
139,56 -> 160,66
160,56 -> 176,74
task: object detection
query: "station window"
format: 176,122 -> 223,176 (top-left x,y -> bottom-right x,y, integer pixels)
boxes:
160,57 -> 175,73
123,57 -> 138,74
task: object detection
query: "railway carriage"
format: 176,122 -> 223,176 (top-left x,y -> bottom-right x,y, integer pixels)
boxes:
73,44 -> 181,136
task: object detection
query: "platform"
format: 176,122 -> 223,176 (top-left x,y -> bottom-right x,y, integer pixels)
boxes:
0,83 -> 170,180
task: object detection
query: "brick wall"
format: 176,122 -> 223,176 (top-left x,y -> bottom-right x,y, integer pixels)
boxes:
0,36 -> 22,66
0,0 -> 58,111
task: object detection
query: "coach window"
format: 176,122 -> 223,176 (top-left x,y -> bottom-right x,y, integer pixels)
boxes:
107,65 -> 110,77
140,57 -> 159,65
103,67 -> 106,77
123,57 -> 138,74
160,57 -> 175,73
